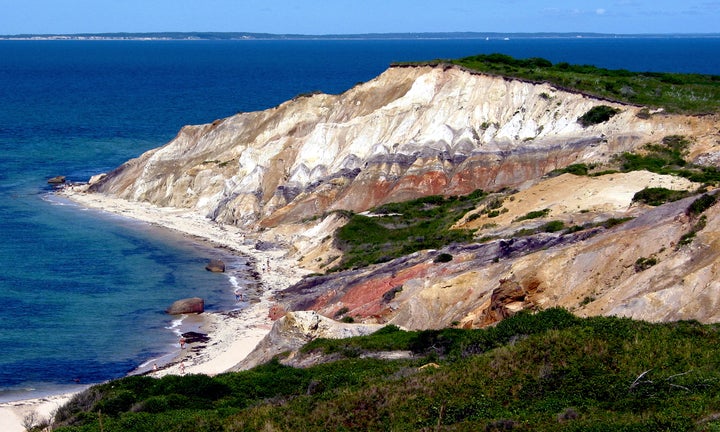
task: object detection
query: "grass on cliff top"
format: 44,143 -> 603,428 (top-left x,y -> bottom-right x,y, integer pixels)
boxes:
400,53 -> 720,114
48,308 -> 720,432
331,190 -> 486,271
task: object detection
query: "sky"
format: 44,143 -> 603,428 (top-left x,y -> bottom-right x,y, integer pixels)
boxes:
0,0 -> 718,35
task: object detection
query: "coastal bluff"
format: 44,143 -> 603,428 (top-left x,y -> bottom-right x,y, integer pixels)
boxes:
88,64 -> 692,227
77,63 -> 720,343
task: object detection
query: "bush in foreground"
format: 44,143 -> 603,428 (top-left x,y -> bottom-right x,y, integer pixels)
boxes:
50,309 -> 720,431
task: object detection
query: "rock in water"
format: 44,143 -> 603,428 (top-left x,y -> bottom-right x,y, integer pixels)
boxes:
205,259 -> 225,272
47,175 -> 66,185
166,297 -> 204,315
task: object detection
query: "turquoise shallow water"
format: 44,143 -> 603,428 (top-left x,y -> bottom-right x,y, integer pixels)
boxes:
0,37 -> 718,402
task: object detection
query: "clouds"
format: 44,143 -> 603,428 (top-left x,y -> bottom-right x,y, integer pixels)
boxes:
542,7 -> 609,18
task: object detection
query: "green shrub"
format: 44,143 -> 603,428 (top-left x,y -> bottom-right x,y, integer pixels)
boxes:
613,135 -> 720,186
95,390 -> 136,416
632,187 -> 689,206
514,208 -> 551,222
154,374 -> 231,401
541,220 -> 565,232
51,308 -> 720,431
602,217 -> 633,228
636,108 -> 652,119
559,163 -> 590,176
634,257 -> 658,272
580,296 -> 596,306
334,307 -> 350,318
686,193 -> 716,216
679,231 -> 697,247
578,105 -> 621,127
332,190 -> 485,270
678,215 -> 708,248
434,253 -> 453,263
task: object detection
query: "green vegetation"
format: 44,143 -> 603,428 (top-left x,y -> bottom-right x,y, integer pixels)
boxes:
495,216 -> 634,242
433,253 -> 454,263
687,193 -> 717,217
676,194 -> 717,248
552,163 -> 591,176
579,296 -> 595,306
333,307 -> 350,319
679,215 -> 707,247
617,135 -> 720,184
541,220 -> 565,233
333,190 -> 487,270
632,187 -> 690,206
620,135 -> 689,173
634,256 -> 658,272
514,208 -> 551,222
437,53 -> 720,114
578,105 -> 621,127
333,135 -> 708,271
551,135 -> 720,188
601,217 -> 634,229
480,196 -> 506,216
48,309 -> 720,431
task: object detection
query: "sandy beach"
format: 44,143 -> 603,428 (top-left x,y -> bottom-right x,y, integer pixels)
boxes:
0,186 -> 308,431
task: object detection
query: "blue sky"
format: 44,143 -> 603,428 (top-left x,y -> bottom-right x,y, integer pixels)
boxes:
1,0 -> 718,35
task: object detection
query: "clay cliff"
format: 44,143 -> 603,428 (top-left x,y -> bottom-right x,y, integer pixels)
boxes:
90,65 -> 708,227
84,64 -> 720,364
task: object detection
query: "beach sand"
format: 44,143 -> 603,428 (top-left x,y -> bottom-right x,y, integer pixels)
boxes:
0,186 -> 308,431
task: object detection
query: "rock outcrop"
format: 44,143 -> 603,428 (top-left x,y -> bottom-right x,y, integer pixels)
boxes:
166,297 -> 205,315
205,259 -> 225,273
47,175 -> 66,185
233,311 -> 384,370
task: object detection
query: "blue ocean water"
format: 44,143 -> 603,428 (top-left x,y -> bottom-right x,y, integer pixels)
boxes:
0,37 -> 718,402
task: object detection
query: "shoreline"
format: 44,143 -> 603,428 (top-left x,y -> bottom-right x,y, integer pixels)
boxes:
0,186 -> 308,431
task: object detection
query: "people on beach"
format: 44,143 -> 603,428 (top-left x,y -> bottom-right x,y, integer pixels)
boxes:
235,288 -> 242,302
179,336 -> 186,349
180,361 -> 185,375
153,363 -> 158,372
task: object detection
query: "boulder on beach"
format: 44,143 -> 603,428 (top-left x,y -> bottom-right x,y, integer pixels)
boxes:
181,331 -> 210,344
205,259 -> 225,272
166,297 -> 204,315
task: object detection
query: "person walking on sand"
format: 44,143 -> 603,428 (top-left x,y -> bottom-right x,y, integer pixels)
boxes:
180,361 -> 185,375
179,336 -> 186,349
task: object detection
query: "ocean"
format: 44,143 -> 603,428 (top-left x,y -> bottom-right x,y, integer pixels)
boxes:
0,37 -> 718,402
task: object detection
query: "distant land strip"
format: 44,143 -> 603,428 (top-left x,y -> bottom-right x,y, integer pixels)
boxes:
1,31 -> 720,41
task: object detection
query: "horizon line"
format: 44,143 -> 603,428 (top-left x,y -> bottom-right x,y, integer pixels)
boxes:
2,31 -> 720,40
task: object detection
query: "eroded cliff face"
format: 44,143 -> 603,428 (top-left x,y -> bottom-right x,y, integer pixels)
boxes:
90,65 -> 706,228
276,181 -> 720,330
86,64 -> 720,349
